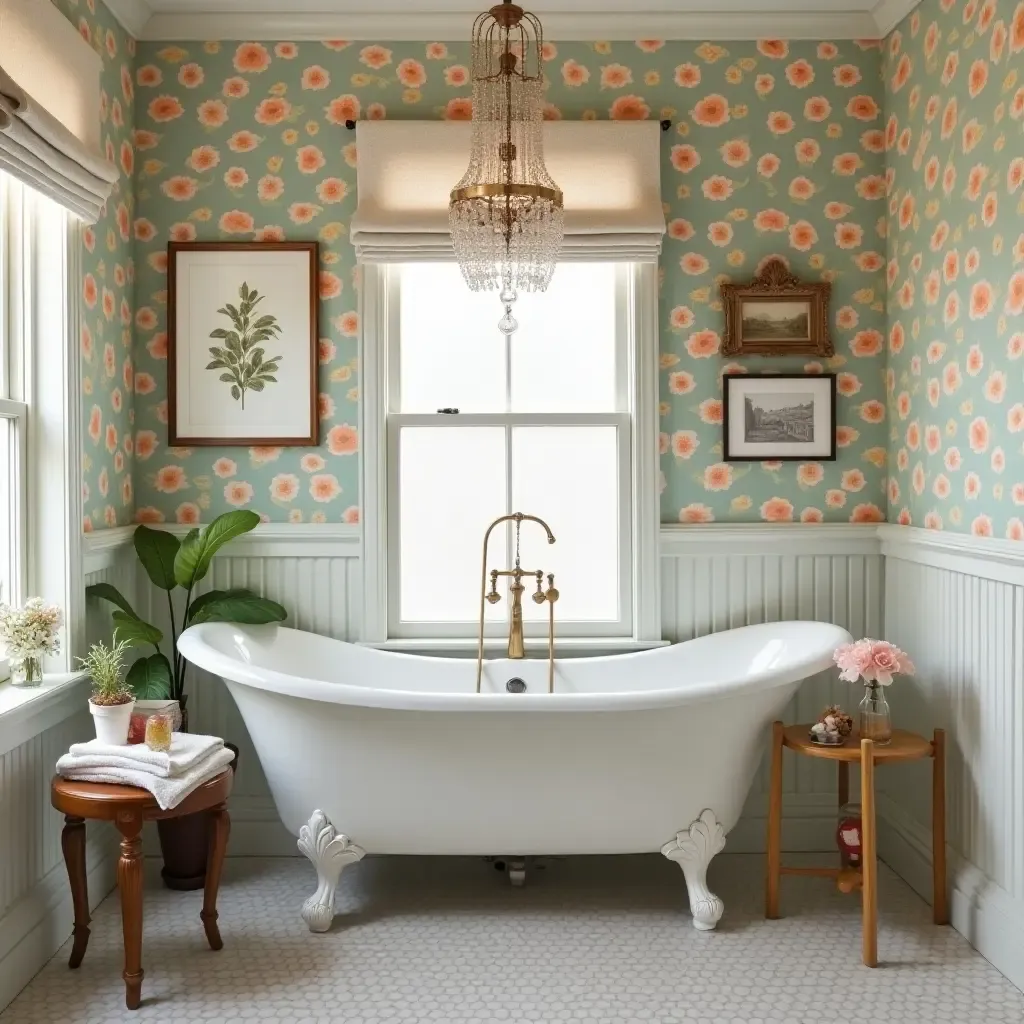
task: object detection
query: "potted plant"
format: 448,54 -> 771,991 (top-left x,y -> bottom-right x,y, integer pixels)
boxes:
81,639 -> 135,744
87,509 -> 287,887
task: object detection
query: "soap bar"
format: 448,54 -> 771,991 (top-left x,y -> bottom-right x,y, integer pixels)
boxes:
145,713 -> 173,752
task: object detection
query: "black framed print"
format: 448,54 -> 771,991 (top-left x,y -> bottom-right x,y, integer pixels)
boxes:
723,373 -> 837,462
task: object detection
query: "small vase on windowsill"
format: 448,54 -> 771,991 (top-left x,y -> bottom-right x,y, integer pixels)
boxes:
858,683 -> 892,745
10,652 -> 44,688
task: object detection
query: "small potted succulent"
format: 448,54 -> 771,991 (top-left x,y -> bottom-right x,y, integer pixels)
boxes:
81,638 -> 135,744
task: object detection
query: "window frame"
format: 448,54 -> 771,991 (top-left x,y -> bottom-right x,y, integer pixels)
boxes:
0,171 -> 84,682
360,259 -> 661,648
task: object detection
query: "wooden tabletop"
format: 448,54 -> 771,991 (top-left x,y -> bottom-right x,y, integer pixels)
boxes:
782,725 -> 934,762
51,770 -> 233,822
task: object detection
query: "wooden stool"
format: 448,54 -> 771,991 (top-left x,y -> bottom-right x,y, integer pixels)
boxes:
51,770 -> 233,1010
765,723 -> 947,967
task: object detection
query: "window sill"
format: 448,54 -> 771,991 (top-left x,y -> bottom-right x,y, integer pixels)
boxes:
360,637 -> 670,658
0,670 -> 91,758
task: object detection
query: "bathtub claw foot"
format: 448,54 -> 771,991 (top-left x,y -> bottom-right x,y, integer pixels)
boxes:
661,809 -> 726,931
297,810 -> 365,933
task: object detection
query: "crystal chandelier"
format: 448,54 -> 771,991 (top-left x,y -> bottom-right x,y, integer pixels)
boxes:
449,0 -> 564,336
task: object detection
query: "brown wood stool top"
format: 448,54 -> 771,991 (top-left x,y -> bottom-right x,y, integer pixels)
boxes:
51,769 -> 233,1010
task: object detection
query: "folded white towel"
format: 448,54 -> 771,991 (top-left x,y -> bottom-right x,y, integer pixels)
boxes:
64,732 -> 224,778
57,745 -> 235,810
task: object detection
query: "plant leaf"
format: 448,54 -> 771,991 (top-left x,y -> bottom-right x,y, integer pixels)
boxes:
126,653 -> 173,699
219,372 -> 235,382
187,589 -> 287,626
248,378 -> 266,392
209,328 -> 230,339
205,360 -> 227,370
133,525 -> 181,591
173,510 -> 260,589
231,384 -> 241,401
113,611 -> 164,648
86,582 -> 139,619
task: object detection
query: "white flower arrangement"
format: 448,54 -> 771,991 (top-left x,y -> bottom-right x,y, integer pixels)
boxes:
0,597 -> 63,658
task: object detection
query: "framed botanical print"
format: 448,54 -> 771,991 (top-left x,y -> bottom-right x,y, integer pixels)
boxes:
723,373 -> 837,462
168,241 -> 319,446
720,258 -> 833,357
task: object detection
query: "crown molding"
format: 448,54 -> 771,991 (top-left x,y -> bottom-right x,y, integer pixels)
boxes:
870,0 -> 922,37
125,8 -> 885,42
102,0 -> 153,39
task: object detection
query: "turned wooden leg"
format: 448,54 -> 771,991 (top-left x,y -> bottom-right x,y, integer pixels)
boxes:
933,728 -> 949,926
860,739 -> 877,968
61,815 -> 90,968
201,804 -> 231,950
115,812 -> 145,1010
765,721 -> 784,919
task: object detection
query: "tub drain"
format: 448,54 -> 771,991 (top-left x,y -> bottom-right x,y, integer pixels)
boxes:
506,677 -> 527,693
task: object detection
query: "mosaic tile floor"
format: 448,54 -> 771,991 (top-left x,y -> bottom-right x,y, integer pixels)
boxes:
3,854 -> 1022,1024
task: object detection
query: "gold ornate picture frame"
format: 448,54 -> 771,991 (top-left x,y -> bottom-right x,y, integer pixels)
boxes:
721,258 -> 833,357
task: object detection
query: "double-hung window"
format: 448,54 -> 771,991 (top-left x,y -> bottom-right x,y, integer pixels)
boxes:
363,260 -> 660,646
0,173 -> 28,619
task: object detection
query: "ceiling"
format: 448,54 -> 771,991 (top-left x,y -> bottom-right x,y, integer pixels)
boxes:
106,0 -> 919,41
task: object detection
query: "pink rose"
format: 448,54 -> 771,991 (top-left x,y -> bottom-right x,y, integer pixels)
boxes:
869,640 -> 915,686
833,639 -> 874,682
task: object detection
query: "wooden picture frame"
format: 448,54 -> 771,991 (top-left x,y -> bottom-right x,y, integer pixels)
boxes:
168,241 -> 319,447
721,258 -> 833,357
722,373 -> 837,462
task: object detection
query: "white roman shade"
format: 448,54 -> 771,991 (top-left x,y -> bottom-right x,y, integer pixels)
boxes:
351,120 -> 666,263
0,0 -> 118,222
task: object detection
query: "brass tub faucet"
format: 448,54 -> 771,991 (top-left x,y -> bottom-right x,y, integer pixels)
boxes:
476,513 -> 559,693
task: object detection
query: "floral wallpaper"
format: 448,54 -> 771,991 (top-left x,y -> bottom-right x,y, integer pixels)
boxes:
883,0 -> 1024,540
127,36 -> 890,525
52,0 -> 137,530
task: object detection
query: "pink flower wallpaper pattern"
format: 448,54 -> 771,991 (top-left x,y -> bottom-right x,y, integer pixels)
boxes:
53,0 -> 138,530
884,0 -> 1024,539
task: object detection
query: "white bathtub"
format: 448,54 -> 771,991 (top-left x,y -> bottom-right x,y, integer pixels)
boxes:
179,619 -> 850,931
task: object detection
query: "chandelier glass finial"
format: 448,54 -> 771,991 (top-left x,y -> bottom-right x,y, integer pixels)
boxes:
449,0 -> 564,335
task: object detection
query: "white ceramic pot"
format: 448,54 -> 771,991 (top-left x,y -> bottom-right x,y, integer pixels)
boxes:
89,698 -> 136,745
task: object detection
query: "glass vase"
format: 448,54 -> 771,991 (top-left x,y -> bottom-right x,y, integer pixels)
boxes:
859,682 -> 892,745
10,652 -> 44,688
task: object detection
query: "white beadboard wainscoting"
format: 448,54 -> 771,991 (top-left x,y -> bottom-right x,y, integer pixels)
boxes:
0,543 -> 136,1012
877,525 -> 1024,992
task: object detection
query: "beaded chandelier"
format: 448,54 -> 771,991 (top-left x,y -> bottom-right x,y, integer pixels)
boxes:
449,0 -> 564,336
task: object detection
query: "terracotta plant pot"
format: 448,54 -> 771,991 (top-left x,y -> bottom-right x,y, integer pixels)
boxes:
157,739 -> 239,891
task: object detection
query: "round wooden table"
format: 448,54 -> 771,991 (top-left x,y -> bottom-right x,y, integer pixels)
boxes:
765,724 -> 947,967
51,770 -> 232,1010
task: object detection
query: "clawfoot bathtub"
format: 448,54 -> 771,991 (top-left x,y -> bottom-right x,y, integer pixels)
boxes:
179,620 -> 851,932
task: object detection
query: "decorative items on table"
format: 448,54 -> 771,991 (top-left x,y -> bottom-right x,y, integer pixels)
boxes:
833,638 -> 916,746
809,704 -> 853,746
56,732 -> 233,811
79,639 -> 136,744
0,596 -> 62,688
129,699 -> 182,743
145,713 -> 173,752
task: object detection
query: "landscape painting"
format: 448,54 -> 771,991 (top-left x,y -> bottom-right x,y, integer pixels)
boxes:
720,258 -> 832,356
740,301 -> 811,343
723,373 -> 836,461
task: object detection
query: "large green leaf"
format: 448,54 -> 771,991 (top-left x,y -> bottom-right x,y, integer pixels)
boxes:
113,611 -> 164,648
126,653 -> 173,699
86,582 -> 139,619
187,589 -> 287,626
173,511 -> 260,589
133,525 -> 181,591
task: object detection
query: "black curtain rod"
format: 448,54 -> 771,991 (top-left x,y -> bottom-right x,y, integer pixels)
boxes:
343,118 -> 673,131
